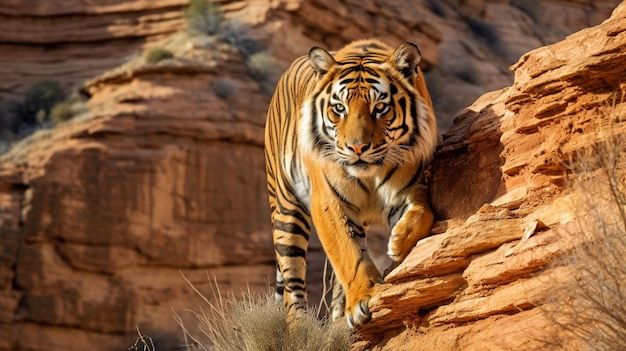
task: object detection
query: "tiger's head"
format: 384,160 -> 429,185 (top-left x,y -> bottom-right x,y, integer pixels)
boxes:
299,40 -> 437,178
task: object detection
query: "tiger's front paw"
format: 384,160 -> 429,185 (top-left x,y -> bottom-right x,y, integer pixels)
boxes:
388,205 -> 434,262
344,275 -> 384,328
387,225 -> 413,262
345,295 -> 372,328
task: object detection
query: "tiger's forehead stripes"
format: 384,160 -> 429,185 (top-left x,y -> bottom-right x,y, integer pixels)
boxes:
332,61 -> 390,105
337,62 -> 383,78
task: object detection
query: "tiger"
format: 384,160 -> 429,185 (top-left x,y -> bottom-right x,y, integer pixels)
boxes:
264,38 -> 438,327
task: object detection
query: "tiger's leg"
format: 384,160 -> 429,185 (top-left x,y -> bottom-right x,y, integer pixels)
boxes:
272,205 -> 312,314
329,269 -> 346,321
309,174 -> 382,327
275,265 -> 284,302
388,183 -> 434,263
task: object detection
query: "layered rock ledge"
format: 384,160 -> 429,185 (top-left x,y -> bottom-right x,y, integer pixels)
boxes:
356,3 -> 626,349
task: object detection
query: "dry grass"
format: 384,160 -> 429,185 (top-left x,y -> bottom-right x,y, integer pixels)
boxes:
538,113 -> 626,350
129,326 -> 156,351
175,274 -> 352,351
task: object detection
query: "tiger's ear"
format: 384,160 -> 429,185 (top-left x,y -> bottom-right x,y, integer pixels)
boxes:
388,42 -> 422,80
309,47 -> 336,75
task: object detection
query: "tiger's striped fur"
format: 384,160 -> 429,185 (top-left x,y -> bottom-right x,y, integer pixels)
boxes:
264,39 -> 438,327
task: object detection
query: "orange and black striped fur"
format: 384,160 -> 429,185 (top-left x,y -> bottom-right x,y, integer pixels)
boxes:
264,39 -> 438,327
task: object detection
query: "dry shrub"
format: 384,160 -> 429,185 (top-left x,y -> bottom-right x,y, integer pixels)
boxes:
49,102 -> 73,123
212,78 -> 240,102
129,327 -> 156,351
145,47 -> 174,64
184,0 -> 222,36
175,275 -> 352,351
539,121 -> 626,350
245,51 -> 280,96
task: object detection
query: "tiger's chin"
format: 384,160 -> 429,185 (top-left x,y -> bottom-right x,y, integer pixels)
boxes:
345,161 -> 380,178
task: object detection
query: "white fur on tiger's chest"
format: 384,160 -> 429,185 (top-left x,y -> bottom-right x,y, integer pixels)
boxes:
366,179 -> 407,229
290,151 -> 409,232
293,177 -> 312,211
329,168 -> 407,230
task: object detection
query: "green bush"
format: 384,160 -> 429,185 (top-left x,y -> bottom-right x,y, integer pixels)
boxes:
0,81 -> 87,145
184,0 -> 222,35
22,80 -> 65,126
183,0 -> 265,58
145,47 -> 174,64
0,80 -> 65,136
49,102 -> 73,123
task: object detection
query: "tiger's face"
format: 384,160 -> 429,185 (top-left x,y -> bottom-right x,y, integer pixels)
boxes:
325,74 -> 401,177
301,42 -> 427,178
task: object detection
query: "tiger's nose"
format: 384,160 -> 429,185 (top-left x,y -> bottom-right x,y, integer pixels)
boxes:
346,142 -> 370,155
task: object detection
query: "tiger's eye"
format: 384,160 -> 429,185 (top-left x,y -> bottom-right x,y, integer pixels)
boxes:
332,103 -> 346,115
373,102 -> 389,117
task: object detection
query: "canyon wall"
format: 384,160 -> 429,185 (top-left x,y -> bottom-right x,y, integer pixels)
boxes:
0,0 -> 623,350
359,3 -> 626,349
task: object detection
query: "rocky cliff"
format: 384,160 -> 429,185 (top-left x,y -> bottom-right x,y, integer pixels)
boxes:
0,37 -> 276,350
0,1 -> 191,102
358,3 -> 626,349
0,0 -> 624,350
1,0 -> 619,128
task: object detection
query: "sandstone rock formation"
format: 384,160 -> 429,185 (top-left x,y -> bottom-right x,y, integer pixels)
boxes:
0,0 -> 190,101
356,3 -> 626,349
260,0 -> 622,129
0,0 -> 624,350
1,0 -> 619,128
0,36 -> 279,350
